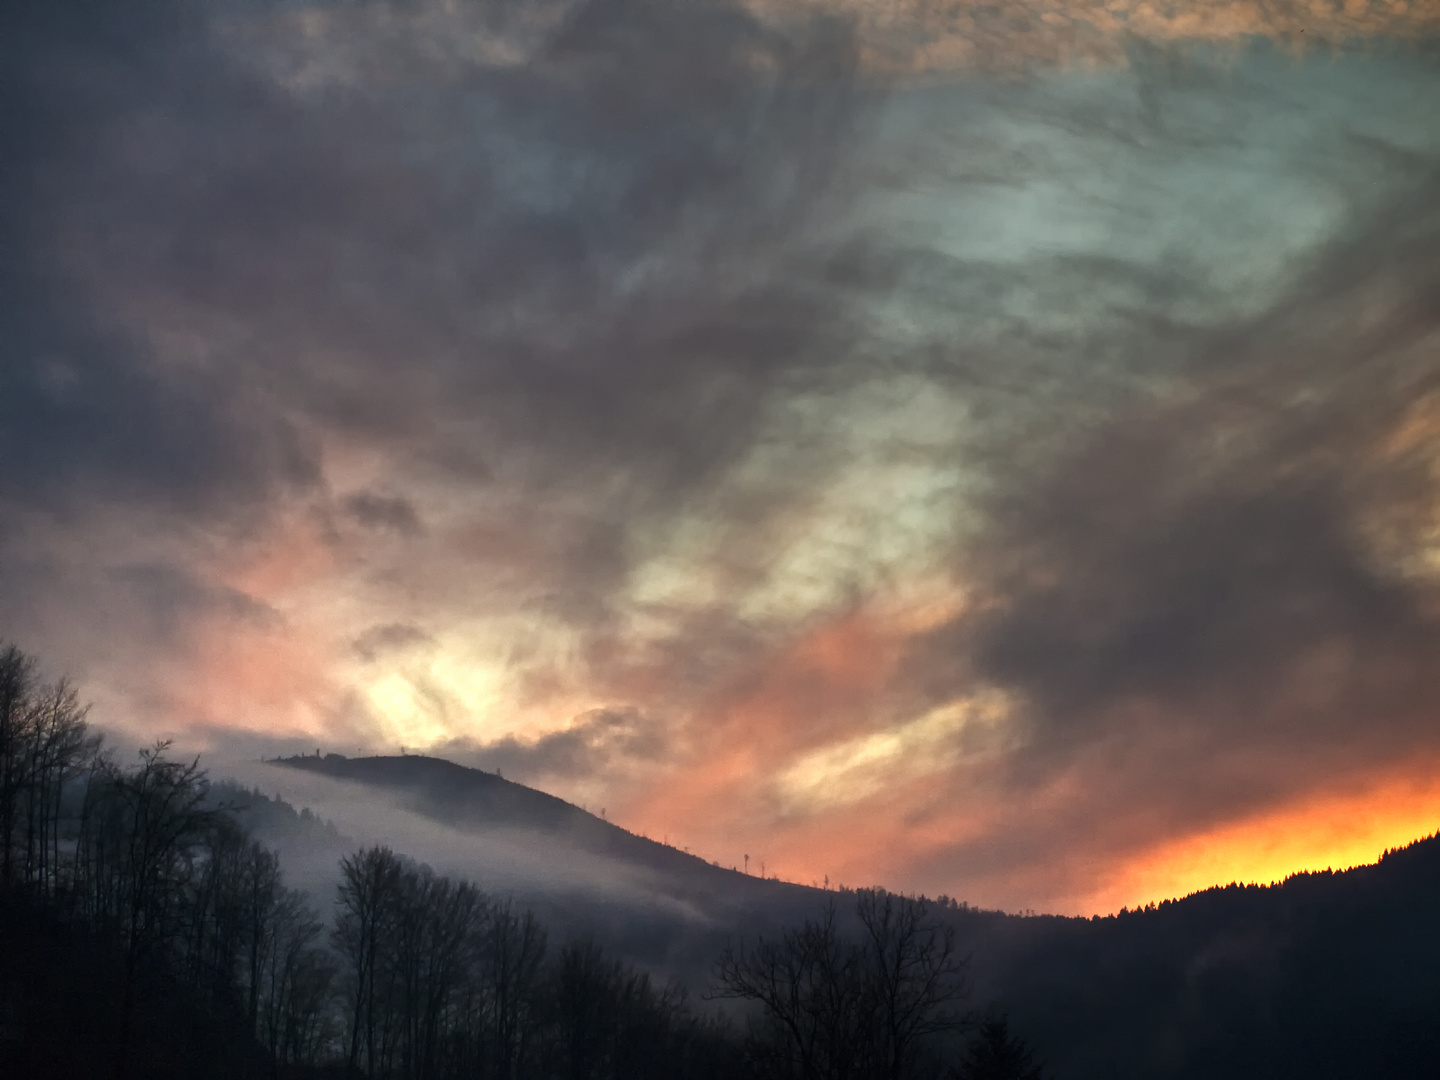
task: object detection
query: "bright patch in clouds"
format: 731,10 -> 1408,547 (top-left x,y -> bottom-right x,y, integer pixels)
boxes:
776,691 -> 1013,814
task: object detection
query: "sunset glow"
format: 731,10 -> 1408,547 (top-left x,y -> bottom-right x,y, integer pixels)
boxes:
1091,765 -> 1440,914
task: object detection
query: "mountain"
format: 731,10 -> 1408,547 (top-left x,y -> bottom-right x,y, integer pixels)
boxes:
252,754 -> 1440,1078
271,753 -> 769,884
256,753 -> 829,981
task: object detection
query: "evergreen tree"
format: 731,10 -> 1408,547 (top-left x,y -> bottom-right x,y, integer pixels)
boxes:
952,1017 -> 1043,1080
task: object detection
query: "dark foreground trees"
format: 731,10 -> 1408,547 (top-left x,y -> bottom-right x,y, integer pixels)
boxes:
713,889 -> 970,1080
330,843 -> 736,1080
0,642 -> 340,1078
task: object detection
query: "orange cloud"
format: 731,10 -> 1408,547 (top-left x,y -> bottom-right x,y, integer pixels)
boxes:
755,0 -> 1440,71
615,608 -> 911,839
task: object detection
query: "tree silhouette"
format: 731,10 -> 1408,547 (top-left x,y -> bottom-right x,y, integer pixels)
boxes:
714,890 -> 969,1080
951,1017 -> 1044,1080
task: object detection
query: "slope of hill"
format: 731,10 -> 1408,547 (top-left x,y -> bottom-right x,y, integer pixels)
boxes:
271,753 -> 764,886
258,753 -> 829,981
255,753 -> 1440,1078
980,832 -> 1440,1079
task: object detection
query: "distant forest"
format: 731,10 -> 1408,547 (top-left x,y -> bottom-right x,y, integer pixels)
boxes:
0,642 -> 1026,1080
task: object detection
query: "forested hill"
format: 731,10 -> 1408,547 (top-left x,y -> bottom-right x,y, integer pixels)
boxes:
978,830 -> 1440,1079
262,752 -> 1440,1079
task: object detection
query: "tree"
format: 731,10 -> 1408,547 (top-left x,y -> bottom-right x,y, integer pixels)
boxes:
856,889 -> 969,1080
0,644 -> 37,887
335,845 -> 405,1074
483,898 -> 549,1080
552,939 -> 621,1080
714,899 -> 866,1080
714,891 -> 968,1080
72,742 -> 214,1078
259,888 -> 337,1069
23,677 -> 95,898
951,1017 -> 1044,1080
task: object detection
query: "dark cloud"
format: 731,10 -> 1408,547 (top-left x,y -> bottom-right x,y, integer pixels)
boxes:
0,0 -> 883,723
110,562 -> 279,642
440,707 -> 665,783
352,623 -> 435,662
0,0 -> 884,638
900,151 -> 1440,887
342,492 -> 424,536
0,0 -> 320,521
48,0 -> 867,468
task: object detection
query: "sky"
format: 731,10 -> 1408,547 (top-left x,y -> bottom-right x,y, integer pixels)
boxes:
3,0 -> 1439,915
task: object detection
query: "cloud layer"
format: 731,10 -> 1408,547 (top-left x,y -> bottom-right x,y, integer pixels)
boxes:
3,0 -> 1439,912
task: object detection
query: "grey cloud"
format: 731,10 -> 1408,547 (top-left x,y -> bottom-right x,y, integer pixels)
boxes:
440,707 -> 665,783
0,1 -> 320,522
342,491 -> 424,535
1,0 -> 884,637
62,0 -> 871,474
352,622 -> 435,662
894,152 -> 1440,901
0,0 -> 886,719
110,562 -> 280,640
972,189 -> 1440,721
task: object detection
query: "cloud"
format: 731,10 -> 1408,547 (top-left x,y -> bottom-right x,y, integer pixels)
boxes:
0,0 -> 880,720
352,623 -> 436,662
439,707 -> 667,783
3,0 -> 1439,916
342,492 -> 425,535
604,44 -> 1440,911
761,0 -> 1440,71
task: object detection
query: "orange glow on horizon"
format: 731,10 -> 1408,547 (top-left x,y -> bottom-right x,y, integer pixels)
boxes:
1078,765 -> 1440,915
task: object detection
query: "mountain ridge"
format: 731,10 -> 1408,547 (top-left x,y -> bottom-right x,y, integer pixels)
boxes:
265,751 -> 822,911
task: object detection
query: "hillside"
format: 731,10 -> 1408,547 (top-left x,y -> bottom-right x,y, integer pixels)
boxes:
258,753 -> 828,979
255,753 -> 1440,1078
272,753 -> 759,882
978,832 -> 1440,1079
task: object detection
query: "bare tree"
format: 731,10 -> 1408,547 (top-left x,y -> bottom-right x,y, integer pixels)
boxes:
714,892 -> 969,1080
0,643 -> 36,887
261,888 -> 338,1070
70,742 -> 214,1078
856,889 -> 969,1080
484,898 -> 549,1080
714,900 -> 869,1080
553,939 -> 621,1080
22,677 -> 94,898
335,845 -> 405,1074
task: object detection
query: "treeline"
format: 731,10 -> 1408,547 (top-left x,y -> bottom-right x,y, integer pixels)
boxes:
0,643 -> 334,1076
0,642 -> 1038,1080
327,844 -> 740,1080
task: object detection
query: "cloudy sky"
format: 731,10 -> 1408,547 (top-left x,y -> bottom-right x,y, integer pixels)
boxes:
4,0 -> 1439,914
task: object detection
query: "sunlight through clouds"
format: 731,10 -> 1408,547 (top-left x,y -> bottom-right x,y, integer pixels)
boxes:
775,690 -> 1013,814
